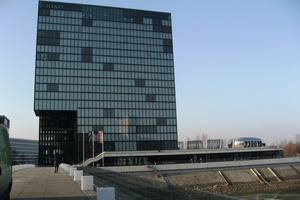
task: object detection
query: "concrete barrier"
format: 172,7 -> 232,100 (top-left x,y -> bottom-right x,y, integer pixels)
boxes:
12,164 -> 35,173
59,163 -> 71,173
97,187 -> 115,200
59,163 -> 67,171
104,157 -> 300,173
81,176 -> 94,191
74,170 -> 83,181
69,167 -> 76,176
66,165 -> 70,173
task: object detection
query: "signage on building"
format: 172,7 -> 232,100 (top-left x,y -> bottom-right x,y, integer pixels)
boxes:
46,4 -> 64,9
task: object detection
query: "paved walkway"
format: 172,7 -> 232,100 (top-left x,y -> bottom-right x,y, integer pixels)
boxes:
11,167 -> 96,200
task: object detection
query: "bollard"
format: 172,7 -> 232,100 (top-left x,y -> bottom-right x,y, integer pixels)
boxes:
61,163 -> 69,172
97,187 -> 115,200
59,163 -> 64,170
81,176 -> 94,191
74,170 -> 83,181
66,165 -> 70,173
69,167 -> 76,176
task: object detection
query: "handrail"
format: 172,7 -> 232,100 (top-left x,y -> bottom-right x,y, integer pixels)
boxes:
82,152 -> 105,166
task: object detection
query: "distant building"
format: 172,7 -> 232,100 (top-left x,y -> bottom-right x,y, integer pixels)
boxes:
228,137 -> 265,148
9,138 -> 38,165
187,140 -> 203,149
207,139 -> 223,149
178,141 -> 184,150
91,147 -> 284,166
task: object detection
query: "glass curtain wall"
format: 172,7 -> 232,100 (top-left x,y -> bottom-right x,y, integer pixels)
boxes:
34,1 -> 178,165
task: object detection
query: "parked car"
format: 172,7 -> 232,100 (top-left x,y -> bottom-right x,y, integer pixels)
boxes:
0,125 -> 12,200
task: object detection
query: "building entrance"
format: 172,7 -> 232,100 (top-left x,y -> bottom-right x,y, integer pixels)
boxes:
38,111 -> 77,165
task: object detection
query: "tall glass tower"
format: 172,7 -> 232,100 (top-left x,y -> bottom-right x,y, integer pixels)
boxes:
34,1 -> 177,165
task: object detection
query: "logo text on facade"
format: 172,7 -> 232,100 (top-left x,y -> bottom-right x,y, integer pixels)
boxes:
46,4 -> 64,9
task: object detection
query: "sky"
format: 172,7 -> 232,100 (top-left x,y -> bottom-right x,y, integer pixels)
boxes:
0,0 -> 299,145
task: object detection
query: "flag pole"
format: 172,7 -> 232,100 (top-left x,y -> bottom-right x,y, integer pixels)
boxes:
102,131 -> 104,167
92,131 -> 94,167
83,131 -> 84,166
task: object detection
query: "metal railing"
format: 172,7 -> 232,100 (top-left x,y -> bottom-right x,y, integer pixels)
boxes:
81,152 -> 105,166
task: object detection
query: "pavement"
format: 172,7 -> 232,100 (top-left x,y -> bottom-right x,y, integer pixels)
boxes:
10,167 -> 96,200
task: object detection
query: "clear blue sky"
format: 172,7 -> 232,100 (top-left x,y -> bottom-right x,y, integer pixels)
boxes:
0,0 -> 299,145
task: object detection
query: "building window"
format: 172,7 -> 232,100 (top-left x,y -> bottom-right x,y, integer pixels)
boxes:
163,39 -> 173,53
37,30 -> 60,38
82,47 -> 92,54
136,125 -> 157,133
81,47 -> 93,62
47,53 -> 59,61
37,30 -> 60,46
156,118 -> 167,126
38,9 -> 50,16
135,79 -> 145,87
103,109 -> 115,117
37,53 -> 59,61
37,38 -> 60,46
103,63 -> 114,71
82,19 -> 93,26
153,25 -> 172,33
145,94 -> 156,102
47,83 -> 59,92
92,125 -> 104,132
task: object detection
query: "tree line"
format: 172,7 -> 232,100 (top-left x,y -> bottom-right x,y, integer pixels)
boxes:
270,134 -> 300,156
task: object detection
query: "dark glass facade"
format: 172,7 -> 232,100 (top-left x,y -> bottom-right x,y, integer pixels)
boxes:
34,1 -> 178,165
102,149 -> 283,166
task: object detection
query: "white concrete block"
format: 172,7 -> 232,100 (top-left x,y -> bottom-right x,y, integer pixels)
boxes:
97,187 -> 115,200
66,165 -> 70,173
81,176 -> 94,190
60,163 -> 68,171
74,170 -> 83,181
69,167 -> 76,176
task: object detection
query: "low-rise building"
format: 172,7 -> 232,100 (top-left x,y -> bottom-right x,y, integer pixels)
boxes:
187,140 -> 203,149
178,142 -> 184,150
207,139 -> 223,149
9,138 -> 38,165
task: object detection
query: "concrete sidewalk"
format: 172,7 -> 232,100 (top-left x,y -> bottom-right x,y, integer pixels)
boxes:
11,167 -> 96,200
